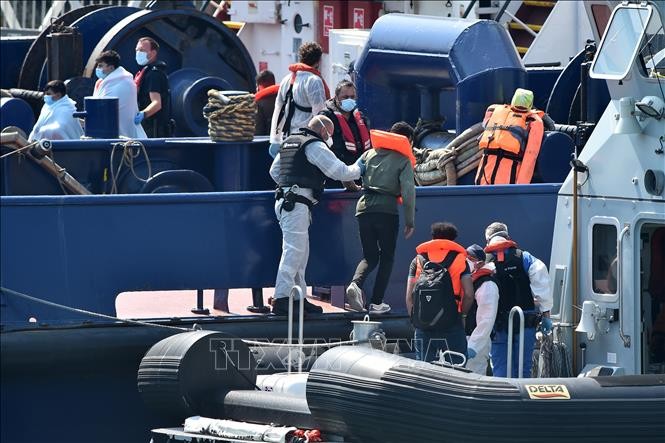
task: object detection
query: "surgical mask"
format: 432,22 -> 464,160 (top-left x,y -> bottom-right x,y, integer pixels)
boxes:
43,95 -> 55,106
135,51 -> 149,66
324,137 -> 333,148
340,98 -> 356,112
95,67 -> 107,80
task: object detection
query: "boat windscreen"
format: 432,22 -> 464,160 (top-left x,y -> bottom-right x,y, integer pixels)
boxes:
591,5 -> 653,80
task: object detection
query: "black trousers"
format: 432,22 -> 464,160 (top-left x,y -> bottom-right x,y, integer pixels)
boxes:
351,212 -> 399,305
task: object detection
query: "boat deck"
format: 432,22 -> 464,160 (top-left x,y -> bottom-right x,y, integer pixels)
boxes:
116,287 -> 347,318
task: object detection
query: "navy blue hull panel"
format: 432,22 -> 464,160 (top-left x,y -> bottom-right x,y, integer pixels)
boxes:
0,185 -> 559,326
0,184 -> 559,442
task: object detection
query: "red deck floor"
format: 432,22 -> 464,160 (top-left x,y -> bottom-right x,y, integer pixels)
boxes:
116,287 -> 347,318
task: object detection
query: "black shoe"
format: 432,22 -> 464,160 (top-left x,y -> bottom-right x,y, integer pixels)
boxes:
271,297 -> 290,315
302,298 -> 323,314
271,297 -> 323,315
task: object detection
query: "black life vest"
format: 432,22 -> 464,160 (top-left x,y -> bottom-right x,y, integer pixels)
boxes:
488,248 -> 535,317
278,128 -> 326,196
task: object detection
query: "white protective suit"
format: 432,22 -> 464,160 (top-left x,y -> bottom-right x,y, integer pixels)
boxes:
29,95 -> 83,142
466,262 -> 499,375
269,71 -> 327,144
269,139 -> 361,300
92,66 -> 147,139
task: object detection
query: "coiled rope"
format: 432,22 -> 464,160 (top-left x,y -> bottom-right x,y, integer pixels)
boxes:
531,327 -> 573,378
413,122 -> 484,186
204,90 -> 256,142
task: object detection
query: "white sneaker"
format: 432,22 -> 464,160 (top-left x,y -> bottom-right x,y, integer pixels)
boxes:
369,303 -> 391,314
345,282 -> 365,311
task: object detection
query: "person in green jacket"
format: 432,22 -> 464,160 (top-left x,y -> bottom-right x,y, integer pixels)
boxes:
346,122 -> 417,314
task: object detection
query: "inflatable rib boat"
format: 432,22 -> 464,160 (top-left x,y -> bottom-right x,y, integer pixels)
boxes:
306,346 -> 665,443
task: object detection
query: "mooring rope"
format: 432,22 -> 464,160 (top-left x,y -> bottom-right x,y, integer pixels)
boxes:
0,286 -> 368,349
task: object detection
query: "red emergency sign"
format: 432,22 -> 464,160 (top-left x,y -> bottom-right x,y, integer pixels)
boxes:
353,7 -> 365,29
323,4 -> 334,37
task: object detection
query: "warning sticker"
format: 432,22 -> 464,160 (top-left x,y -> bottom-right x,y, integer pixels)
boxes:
353,8 -> 365,29
323,5 -> 334,37
525,384 -> 571,400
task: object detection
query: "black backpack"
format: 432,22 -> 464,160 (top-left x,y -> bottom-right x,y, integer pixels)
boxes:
411,251 -> 460,330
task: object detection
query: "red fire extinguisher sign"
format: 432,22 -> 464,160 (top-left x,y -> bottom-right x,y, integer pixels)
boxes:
323,4 -> 334,37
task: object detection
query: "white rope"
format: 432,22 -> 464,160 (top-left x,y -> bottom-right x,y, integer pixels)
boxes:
0,141 -> 39,159
1,286 -> 190,332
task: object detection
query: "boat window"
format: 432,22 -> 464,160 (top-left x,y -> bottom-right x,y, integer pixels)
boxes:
590,5 -> 652,80
637,11 -> 665,78
592,224 -> 618,295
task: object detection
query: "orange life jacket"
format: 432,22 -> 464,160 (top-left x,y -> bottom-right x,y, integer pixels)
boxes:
334,109 -> 371,153
368,130 -> 415,204
414,239 -> 468,307
369,130 -> 416,167
475,104 -> 544,185
254,84 -> 279,102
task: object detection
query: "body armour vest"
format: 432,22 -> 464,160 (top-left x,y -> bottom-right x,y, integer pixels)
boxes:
488,248 -> 535,315
278,128 -> 326,195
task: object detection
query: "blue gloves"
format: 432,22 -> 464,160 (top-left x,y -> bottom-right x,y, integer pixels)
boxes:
355,157 -> 366,176
134,112 -> 145,125
269,142 -> 281,159
540,316 -> 553,334
467,348 -> 477,359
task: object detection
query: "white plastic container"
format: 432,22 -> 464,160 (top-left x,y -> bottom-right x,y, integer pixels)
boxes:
256,372 -> 309,397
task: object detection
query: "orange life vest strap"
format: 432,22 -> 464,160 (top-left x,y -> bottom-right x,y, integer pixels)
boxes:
288,63 -> 331,99
484,239 -> 519,262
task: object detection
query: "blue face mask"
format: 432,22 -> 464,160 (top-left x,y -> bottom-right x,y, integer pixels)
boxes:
43,95 -> 55,106
135,51 -> 149,66
340,98 -> 356,112
95,67 -> 107,80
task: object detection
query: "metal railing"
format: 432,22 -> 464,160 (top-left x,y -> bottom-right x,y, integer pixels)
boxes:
1,0 -> 208,31
506,305 -> 525,378
287,286 -> 305,373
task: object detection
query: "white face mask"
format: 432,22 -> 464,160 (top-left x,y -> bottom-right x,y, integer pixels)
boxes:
135,51 -> 149,66
316,117 -> 333,148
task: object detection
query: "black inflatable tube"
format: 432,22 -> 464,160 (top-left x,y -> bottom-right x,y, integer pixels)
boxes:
219,390 -> 319,431
306,346 -> 665,443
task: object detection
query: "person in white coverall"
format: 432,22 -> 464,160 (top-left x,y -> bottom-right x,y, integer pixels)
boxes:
464,244 -> 499,375
268,42 -> 329,158
484,222 -> 552,377
269,115 -> 365,315
29,80 -> 83,142
92,50 -> 146,139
